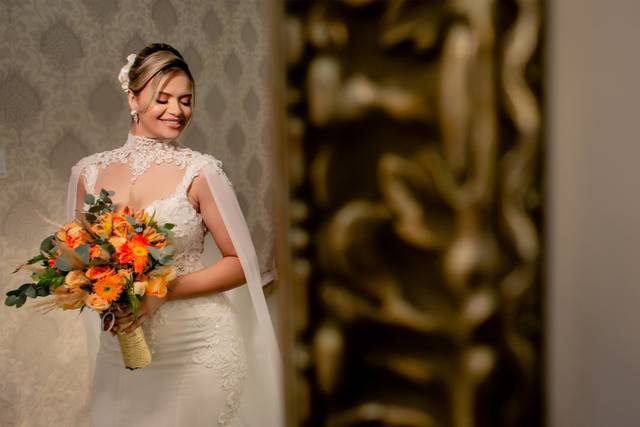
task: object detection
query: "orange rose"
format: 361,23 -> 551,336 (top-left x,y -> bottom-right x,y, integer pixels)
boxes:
65,270 -> 90,289
89,245 -> 111,261
85,266 -> 115,280
56,222 -> 90,249
85,293 -> 110,310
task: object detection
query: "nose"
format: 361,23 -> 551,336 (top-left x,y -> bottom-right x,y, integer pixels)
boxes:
167,99 -> 184,117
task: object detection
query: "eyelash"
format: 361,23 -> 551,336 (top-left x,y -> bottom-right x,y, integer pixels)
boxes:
157,100 -> 192,106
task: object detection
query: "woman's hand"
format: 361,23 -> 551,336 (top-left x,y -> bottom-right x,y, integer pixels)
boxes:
110,296 -> 167,335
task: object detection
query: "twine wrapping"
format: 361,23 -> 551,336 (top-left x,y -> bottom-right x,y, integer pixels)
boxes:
117,326 -> 151,370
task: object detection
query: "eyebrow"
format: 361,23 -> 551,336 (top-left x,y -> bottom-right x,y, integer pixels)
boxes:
158,91 -> 192,97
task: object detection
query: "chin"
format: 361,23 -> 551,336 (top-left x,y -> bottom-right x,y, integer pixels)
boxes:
144,123 -> 184,140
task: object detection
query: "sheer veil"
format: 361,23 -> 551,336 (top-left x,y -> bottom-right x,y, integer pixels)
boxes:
65,158 -> 284,427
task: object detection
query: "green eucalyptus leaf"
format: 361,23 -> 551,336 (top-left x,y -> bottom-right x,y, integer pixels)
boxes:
75,244 -> 91,265
159,256 -> 173,265
36,286 -> 49,297
40,235 -> 56,253
5,294 -> 19,306
15,295 -> 27,308
84,194 -> 96,205
24,286 -> 36,298
54,257 -> 72,272
147,247 -> 161,261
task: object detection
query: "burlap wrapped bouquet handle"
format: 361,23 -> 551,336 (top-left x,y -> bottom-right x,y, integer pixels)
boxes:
117,326 -> 151,370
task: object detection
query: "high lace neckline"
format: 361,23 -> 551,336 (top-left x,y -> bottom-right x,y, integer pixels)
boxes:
124,132 -> 181,150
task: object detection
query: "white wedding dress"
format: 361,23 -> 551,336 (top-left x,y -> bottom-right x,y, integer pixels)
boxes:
65,133 -> 283,427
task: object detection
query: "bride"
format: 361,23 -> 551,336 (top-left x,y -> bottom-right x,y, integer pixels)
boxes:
65,43 -> 283,426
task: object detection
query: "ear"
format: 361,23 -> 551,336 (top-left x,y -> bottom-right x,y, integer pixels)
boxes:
127,90 -> 139,112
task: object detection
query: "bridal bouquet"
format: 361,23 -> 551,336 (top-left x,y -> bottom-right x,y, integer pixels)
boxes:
4,189 -> 176,370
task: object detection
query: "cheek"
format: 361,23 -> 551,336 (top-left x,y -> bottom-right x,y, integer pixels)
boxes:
143,104 -> 165,119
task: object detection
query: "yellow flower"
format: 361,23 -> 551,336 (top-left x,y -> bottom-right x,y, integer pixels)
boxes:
90,213 -> 113,238
85,293 -> 110,311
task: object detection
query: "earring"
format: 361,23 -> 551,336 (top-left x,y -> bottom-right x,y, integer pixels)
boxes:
131,110 -> 139,123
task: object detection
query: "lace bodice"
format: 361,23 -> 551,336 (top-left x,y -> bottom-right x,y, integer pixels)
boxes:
74,133 -> 231,275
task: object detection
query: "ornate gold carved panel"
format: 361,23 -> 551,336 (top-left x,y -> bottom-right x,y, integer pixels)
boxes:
280,1 -> 544,426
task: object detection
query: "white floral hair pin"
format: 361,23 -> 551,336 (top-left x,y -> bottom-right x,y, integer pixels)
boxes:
118,53 -> 137,93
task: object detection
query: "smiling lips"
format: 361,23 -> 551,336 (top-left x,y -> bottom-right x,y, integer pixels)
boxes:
160,118 -> 183,129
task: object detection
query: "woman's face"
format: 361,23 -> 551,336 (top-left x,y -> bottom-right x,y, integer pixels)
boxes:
129,70 -> 193,140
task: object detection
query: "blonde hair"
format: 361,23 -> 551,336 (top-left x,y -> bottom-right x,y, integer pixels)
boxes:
127,43 -> 195,128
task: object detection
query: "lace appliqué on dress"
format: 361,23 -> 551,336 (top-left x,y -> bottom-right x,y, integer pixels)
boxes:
190,295 -> 247,426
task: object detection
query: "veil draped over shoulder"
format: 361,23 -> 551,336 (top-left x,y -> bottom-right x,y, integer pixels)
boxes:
65,159 -> 284,427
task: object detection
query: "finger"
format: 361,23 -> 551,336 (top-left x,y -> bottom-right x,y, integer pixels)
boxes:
123,314 -> 147,333
116,314 -> 134,324
115,309 -> 132,318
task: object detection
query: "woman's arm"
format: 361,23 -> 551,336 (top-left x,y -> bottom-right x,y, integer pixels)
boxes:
165,170 -> 246,300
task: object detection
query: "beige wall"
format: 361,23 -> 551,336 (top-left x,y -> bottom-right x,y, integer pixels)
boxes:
548,0 -> 640,425
0,1 -> 277,425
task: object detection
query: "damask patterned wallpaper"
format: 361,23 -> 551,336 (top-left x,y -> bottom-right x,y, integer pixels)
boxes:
0,0 -> 277,425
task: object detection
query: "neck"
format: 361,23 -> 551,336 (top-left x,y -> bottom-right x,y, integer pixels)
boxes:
126,131 -> 177,144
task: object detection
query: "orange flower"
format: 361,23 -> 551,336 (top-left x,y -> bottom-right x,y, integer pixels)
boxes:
89,245 -> 110,261
85,266 -> 115,280
56,222 -> 90,249
122,234 -> 150,274
93,273 -> 125,303
109,236 -> 127,253
48,258 -> 56,268
145,275 -> 168,298
143,227 -> 166,246
133,209 -> 151,225
112,213 -> 132,237
145,266 -> 176,298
